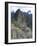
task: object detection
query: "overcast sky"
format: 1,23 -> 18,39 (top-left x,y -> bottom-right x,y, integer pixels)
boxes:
11,6 -> 33,14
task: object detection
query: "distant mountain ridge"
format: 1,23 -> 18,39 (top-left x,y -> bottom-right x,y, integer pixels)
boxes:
11,9 -> 32,28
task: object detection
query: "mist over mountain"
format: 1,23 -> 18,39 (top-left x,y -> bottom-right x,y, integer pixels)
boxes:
11,9 -> 32,28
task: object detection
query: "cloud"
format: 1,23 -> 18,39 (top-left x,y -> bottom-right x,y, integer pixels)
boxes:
11,6 -> 33,14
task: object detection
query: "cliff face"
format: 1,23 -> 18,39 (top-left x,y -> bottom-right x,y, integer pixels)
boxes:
11,9 -> 32,39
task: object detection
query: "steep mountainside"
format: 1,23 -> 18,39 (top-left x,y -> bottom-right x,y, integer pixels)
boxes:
11,9 -> 32,39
